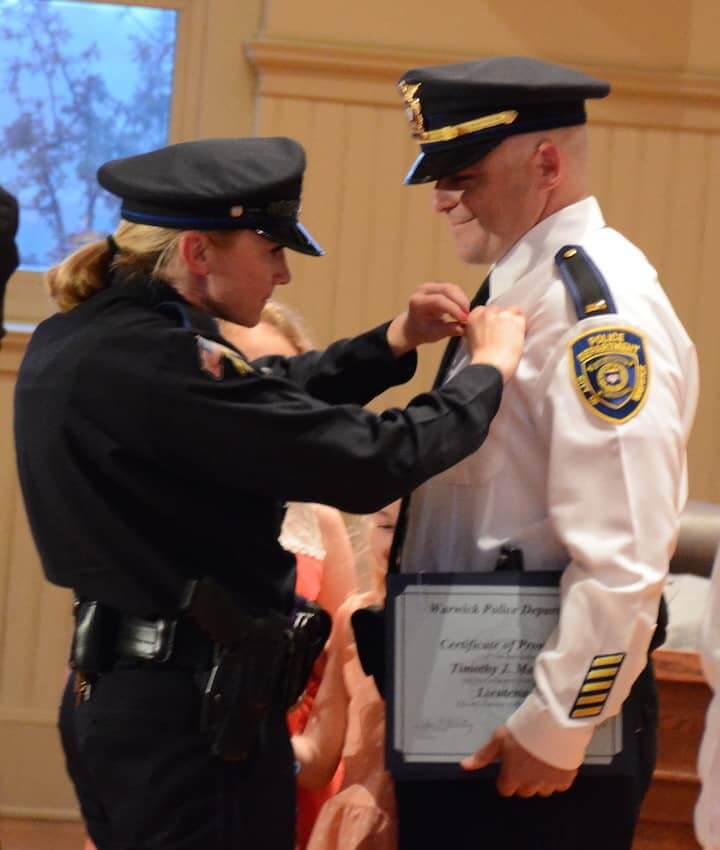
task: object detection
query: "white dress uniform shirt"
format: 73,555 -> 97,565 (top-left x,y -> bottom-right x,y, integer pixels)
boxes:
403,196 -> 699,769
696,548 -> 720,850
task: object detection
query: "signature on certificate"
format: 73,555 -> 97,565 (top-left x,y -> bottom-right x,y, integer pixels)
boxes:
415,717 -> 474,734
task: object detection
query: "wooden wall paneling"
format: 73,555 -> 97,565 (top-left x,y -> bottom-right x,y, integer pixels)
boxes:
601,126 -> 644,246
0,336 -> 23,686
0,379 -> 19,640
0,714 -> 79,819
631,129 -> 675,273
30,581 -> 73,710
331,104 -> 382,339
587,125 -> 613,203
365,110 -> 415,321
687,137 -> 720,503
0,335 -> 78,819
259,94 -> 340,341
0,495 -> 45,708
660,132 -> 710,333
258,98 -> 347,345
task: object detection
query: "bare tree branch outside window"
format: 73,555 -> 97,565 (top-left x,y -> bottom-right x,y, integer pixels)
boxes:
0,0 -> 177,268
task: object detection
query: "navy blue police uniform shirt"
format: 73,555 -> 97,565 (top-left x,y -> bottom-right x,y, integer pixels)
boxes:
14,271 -> 503,620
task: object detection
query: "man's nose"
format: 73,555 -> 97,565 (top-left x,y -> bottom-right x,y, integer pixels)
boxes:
433,187 -> 461,214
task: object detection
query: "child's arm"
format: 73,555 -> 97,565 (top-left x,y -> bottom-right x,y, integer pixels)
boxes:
292,602 -> 354,790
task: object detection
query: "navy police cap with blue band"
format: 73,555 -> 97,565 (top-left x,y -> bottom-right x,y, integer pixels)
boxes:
97,137 -> 324,257
397,56 -> 610,184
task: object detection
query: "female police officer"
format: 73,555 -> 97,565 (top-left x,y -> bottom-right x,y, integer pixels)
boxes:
13,136 -> 524,850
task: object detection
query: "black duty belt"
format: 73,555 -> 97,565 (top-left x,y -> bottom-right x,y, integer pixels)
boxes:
116,613 -> 215,669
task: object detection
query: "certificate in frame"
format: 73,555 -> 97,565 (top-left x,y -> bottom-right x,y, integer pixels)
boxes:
385,571 -> 634,781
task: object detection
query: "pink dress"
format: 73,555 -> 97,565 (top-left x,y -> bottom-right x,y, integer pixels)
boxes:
282,504 -> 344,850
306,593 -> 397,850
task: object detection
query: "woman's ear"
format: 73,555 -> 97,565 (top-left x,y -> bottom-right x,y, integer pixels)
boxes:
178,231 -> 210,276
534,140 -> 562,191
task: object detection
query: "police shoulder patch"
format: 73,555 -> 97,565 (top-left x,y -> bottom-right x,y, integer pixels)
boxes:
568,325 -> 649,424
196,336 -> 253,380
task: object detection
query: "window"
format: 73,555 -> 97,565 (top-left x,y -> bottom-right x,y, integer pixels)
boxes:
0,0 -> 177,269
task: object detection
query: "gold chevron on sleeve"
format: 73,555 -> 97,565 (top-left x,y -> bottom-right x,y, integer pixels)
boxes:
570,706 -> 604,718
575,694 -> 607,706
581,680 -> 613,693
591,654 -> 625,667
587,665 -> 620,679
569,652 -> 626,720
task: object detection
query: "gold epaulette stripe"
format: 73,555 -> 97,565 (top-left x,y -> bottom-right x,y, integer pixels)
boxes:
570,706 -> 603,719
576,694 -> 608,707
418,110 -> 519,144
585,299 -> 608,314
581,680 -> 614,694
592,654 -> 625,667
587,666 -> 620,680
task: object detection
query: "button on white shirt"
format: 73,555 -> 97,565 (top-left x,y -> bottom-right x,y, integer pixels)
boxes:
403,196 -> 699,768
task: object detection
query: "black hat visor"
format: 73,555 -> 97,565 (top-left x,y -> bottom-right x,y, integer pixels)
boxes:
404,136 -> 504,185
255,218 -> 324,257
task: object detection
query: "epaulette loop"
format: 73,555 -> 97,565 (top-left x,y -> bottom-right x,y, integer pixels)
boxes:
555,245 -> 616,320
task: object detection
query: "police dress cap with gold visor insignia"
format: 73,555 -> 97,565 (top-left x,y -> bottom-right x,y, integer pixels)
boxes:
97,136 -> 323,256
398,56 -> 610,184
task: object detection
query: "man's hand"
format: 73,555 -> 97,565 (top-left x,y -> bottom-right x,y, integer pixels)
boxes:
386,282 -> 470,356
460,725 -> 578,798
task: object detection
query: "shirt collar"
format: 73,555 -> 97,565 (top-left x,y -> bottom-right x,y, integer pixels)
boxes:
489,196 -> 605,301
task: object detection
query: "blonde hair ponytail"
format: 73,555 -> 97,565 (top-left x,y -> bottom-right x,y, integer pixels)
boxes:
45,240 -> 112,313
45,221 -> 185,312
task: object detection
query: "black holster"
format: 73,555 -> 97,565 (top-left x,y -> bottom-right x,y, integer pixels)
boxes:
201,599 -> 331,761
202,616 -> 290,761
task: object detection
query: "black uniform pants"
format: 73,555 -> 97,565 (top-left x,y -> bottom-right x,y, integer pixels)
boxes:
59,667 -> 295,850
395,662 -> 658,850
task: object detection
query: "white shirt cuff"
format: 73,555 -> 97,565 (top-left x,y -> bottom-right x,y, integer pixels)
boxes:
506,690 -> 595,770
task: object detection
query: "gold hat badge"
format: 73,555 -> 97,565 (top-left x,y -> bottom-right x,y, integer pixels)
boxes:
398,81 -> 425,138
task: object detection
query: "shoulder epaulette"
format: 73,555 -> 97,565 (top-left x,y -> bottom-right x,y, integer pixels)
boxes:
157,300 -> 219,337
555,245 -> 616,320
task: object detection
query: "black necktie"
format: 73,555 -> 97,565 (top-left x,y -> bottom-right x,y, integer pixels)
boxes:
388,275 -> 491,573
431,275 -> 491,389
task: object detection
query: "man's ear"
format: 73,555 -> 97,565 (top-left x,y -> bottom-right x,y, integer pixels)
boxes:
535,141 -> 562,191
178,231 -> 210,276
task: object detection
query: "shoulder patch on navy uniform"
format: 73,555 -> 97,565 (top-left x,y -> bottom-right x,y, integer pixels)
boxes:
196,336 -> 253,380
569,326 -> 649,424
555,245 -> 616,320
570,653 -> 625,719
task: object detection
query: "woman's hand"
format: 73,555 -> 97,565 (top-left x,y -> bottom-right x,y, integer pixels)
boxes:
465,305 -> 526,383
386,282 -> 470,356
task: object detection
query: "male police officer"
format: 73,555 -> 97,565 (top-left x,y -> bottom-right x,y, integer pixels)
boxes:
0,185 -> 20,341
391,57 -> 699,850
